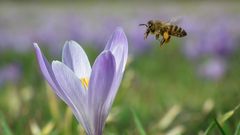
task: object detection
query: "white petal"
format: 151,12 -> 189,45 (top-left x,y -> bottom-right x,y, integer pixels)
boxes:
62,40 -> 91,79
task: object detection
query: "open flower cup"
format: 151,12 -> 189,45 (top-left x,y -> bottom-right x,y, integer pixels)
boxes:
34,27 -> 128,135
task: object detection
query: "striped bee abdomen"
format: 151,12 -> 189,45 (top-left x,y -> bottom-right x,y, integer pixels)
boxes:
169,25 -> 187,37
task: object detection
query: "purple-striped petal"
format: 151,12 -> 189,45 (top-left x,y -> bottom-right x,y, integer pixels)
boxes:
88,51 -> 115,105
34,43 -> 59,94
103,28 -> 128,117
88,51 -> 116,134
34,43 -> 70,102
62,40 -> 91,79
105,27 -> 128,73
52,61 -> 92,134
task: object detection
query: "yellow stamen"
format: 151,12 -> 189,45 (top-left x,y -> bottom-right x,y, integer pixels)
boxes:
80,78 -> 89,90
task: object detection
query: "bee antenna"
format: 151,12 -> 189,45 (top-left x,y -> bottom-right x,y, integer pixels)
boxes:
139,24 -> 148,27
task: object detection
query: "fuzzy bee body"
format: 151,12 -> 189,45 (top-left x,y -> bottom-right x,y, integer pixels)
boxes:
139,20 -> 187,47
167,25 -> 187,37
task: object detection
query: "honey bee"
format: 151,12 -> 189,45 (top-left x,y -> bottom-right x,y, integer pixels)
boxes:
139,20 -> 187,47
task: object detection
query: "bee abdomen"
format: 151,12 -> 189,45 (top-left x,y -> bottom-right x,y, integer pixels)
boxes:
169,25 -> 187,37
181,29 -> 187,37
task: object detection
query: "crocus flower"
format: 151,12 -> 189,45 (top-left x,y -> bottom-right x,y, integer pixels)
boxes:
34,27 -> 128,135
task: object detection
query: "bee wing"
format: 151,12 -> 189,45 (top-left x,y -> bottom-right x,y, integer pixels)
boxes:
166,16 -> 183,25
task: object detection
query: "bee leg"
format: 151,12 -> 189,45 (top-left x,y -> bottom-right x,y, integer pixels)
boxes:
159,38 -> 165,47
155,33 -> 160,40
144,31 -> 150,40
165,36 -> 171,43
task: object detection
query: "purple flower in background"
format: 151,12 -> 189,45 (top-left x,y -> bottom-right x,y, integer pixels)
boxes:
204,23 -> 234,56
34,27 -> 128,135
0,63 -> 22,86
183,19 -> 235,59
182,18 -> 236,81
198,58 -> 226,81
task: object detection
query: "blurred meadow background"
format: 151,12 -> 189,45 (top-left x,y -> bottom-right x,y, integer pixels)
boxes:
0,1 -> 240,135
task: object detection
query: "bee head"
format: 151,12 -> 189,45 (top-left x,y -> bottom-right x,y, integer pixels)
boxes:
147,20 -> 154,27
139,20 -> 154,28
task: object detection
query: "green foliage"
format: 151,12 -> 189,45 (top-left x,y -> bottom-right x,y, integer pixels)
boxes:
204,104 -> 240,135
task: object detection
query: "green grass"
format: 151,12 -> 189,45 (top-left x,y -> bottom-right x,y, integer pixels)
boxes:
0,43 -> 240,135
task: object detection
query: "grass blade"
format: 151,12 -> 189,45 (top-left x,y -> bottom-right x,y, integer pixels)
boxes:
234,121 -> 240,135
204,104 -> 240,135
0,112 -> 13,135
214,118 -> 226,135
204,121 -> 215,135
219,104 -> 240,126
41,121 -> 55,135
132,109 -> 146,135
158,105 -> 181,130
